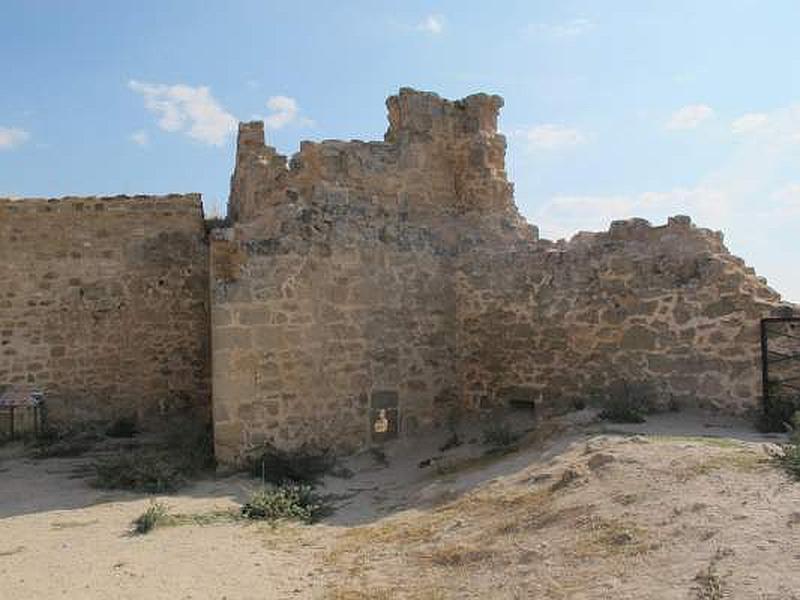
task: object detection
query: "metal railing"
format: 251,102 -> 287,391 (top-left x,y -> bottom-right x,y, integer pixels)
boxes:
761,317 -> 800,421
0,388 -> 45,441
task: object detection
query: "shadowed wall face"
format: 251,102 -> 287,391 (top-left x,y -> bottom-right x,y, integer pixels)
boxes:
0,195 -> 210,426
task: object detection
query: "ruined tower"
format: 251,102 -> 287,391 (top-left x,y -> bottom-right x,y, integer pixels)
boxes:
210,88 -> 787,464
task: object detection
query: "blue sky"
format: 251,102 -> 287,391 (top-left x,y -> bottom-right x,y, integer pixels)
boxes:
2,1 -> 799,300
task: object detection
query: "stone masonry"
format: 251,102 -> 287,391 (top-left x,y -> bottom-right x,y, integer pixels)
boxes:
0,195 -> 210,426
210,88 -> 793,465
1,88 -> 794,464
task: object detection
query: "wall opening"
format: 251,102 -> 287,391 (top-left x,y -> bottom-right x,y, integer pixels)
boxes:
371,390 -> 399,443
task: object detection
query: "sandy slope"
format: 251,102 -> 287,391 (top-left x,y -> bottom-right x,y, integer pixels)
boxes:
1,411 -> 799,599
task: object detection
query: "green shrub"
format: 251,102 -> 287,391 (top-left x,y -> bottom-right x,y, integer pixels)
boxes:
240,484 -> 324,523
162,420 -> 216,473
30,425 -> 101,458
758,394 -> 800,433
247,444 -> 334,485
598,382 -> 651,423
132,500 -> 171,534
93,450 -> 187,493
90,420 -> 214,493
776,412 -> 800,480
779,443 -> 800,479
105,416 -> 139,438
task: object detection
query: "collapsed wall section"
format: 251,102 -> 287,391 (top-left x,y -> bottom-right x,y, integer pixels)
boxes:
457,216 -> 784,415
0,195 -> 210,426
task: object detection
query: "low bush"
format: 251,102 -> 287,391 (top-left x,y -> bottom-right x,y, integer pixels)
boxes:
776,412 -> 800,480
162,420 -> 216,473
241,484 -> 325,523
30,425 -> 101,458
93,450 -> 188,493
247,444 -> 334,485
758,394 -> 800,433
598,382 -> 651,424
132,500 -> 171,535
92,421 -> 215,493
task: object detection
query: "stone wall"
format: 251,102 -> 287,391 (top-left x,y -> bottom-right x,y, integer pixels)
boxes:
212,88 -> 519,463
457,216 -> 783,416
0,195 -> 210,426
212,87 -> 792,465
211,228 -> 457,462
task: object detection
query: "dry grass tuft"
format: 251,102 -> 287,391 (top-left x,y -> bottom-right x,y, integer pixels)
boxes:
574,516 -> 650,558
426,543 -> 495,568
694,563 -> 724,600
50,519 -> 99,530
0,545 -> 25,557
326,587 -> 448,600
326,589 -> 395,600
680,450 -> 767,481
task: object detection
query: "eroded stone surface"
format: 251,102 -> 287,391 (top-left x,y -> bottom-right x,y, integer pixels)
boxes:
210,88 -> 795,464
0,195 -> 210,426
1,88 -> 794,461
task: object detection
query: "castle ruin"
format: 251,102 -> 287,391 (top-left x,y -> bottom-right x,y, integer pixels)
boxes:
1,88 -> 793,464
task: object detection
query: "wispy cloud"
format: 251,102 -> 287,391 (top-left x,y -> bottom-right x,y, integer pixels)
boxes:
128,80 -> 236,146
535,186 -> 730,241
0,126 -> 30,150
129,130 -> 149,146
417,14 -> 444,35
516,124 -> 586,150
770,184 -> 800,217
731,112 -> 769,134
527,18 -> 595,38
666,104 -> 715,130
263,96 -> 313,130
721,104 -> 800,150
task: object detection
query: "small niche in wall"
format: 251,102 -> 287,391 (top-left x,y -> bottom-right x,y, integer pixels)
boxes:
370,390 -> 398,443
497,386 -> 538,414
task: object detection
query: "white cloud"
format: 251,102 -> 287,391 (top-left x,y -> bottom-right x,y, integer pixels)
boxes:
518,124 -> 586,150
770,184 -> 800,217
0,126 -> 30,150
666,104 -> 715,130
128,80 -> 236,146
129,130 -> 149,146
528,18 -> 596,38
264,95 -> 313,130
535,186 -> 730,240
417,14 -> 444,34
525,102 -> 800,300
731,112 -> 769,134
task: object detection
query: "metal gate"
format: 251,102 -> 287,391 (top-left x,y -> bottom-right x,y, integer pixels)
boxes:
761,317 -> 800,428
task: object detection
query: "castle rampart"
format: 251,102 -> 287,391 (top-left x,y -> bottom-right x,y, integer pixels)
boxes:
210,89 -> 790,464
1,89 -> 793,464
0,194 -> 210,426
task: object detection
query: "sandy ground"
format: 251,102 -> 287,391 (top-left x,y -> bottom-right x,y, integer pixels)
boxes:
1,410 -> 799,599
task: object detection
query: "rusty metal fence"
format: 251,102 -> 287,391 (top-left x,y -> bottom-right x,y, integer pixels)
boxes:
761,317 -> 800,426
